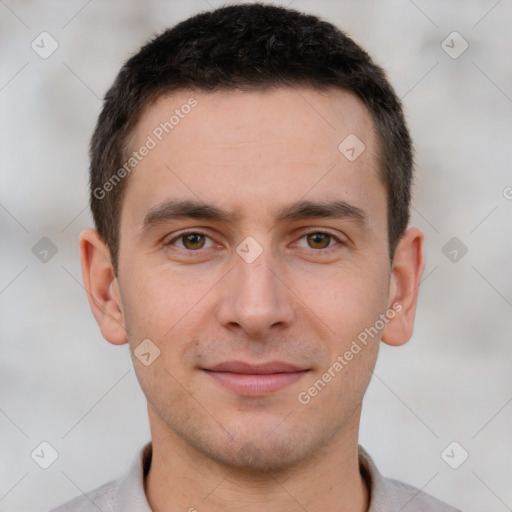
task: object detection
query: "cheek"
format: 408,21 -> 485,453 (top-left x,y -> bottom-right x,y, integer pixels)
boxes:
292,261 -> 389,340
296,336 -> 379,435
122,266 -> 196,333
120,266 -> 218,371
292,260 -> 387,407
120,270 -> 202,410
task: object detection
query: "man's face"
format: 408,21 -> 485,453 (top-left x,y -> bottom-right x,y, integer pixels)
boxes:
114,87 -> 392,469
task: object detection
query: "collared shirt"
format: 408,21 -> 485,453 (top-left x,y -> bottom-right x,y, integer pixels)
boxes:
50,443 -> 461,511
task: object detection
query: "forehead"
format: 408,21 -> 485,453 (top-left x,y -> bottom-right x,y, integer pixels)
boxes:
121,87 -> 384,231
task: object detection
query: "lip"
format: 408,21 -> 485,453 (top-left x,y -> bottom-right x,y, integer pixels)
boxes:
203,361 -> 309,396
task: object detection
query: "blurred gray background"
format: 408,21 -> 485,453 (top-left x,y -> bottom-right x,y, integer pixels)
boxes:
1,1 -> 511,511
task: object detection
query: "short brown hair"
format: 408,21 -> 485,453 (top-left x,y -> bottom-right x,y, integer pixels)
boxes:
89,3 -> 413,273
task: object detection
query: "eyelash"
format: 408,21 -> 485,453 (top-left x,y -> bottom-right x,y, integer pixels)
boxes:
165,229 -> 343,255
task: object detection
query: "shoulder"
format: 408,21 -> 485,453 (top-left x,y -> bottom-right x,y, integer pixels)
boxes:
49,479 -> 117,512
384,477 -> 462,511
358,446 -> 462,512
49,443 -> 152,512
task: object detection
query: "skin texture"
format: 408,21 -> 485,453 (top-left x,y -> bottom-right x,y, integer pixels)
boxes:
80,87 -> 424,511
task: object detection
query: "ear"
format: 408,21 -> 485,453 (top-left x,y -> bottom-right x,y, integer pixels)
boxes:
79,229 -> 127,345
381,227 -> 425,347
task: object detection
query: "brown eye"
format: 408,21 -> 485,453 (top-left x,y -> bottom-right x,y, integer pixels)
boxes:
306,232 -> 333,249
181,233 -> 206,250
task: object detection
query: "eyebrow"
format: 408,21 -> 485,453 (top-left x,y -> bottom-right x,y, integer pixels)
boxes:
142,200 -> 239,229
275,199 -> 367,225
141,198 -> 367,230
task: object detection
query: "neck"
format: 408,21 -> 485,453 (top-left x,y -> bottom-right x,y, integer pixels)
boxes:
145,406 -> 369,512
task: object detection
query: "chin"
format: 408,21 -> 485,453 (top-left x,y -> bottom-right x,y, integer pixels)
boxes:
210,438 -> 312,473
151,394 -> 347,473
188,420 -> 332,474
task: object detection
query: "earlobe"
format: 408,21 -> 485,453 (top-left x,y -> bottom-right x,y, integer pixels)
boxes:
381,227 -> 425,347
79,229 -> 128,345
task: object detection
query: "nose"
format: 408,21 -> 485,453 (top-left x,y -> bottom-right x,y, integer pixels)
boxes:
215,246 -> 295,338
